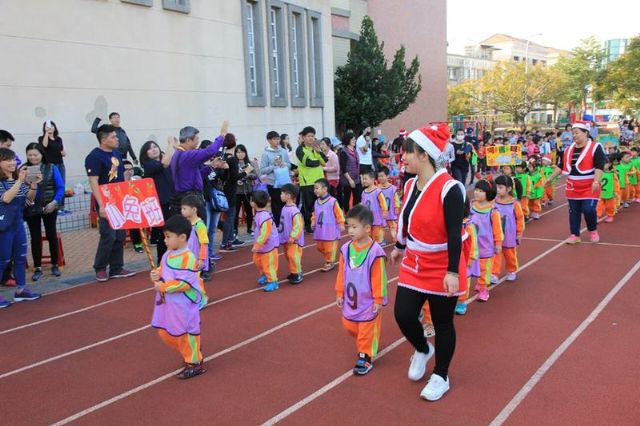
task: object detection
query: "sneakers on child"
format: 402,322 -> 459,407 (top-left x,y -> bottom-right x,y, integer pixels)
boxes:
199,295 -> 209,310
257,275 -> 268,286
32,267 -> 43,282
490,275 -> 499,285
210,253 -> 223,262
178,362 -> 206,379
353,353 -> 373,376
420,373 -> 450,401
408,341 -> 434,381
289,273 -> 304,285
455,303 -> 467,315
506,272 -> 517,281
14,287 -> 42,302
0,296 -> 11,309
623,202 -> 630,208
51,266 -> 61,277
531,212 -> 540,220
590,231 -> 600,243
201,271 -> 212,282
321,262 -> 336,272
477,288 -> 490,302
566,235 -> 581,245
423,324 -> 436,338
605,216 -> 614,223
263,282 -> 279,292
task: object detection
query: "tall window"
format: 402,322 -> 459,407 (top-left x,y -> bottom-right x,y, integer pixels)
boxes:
267,1 -> 287,106
307,11 -> 323,107
241,0 -> 266,106
288,5 -> 306,107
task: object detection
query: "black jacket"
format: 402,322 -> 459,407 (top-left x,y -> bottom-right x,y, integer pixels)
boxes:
91,117 -> 137,161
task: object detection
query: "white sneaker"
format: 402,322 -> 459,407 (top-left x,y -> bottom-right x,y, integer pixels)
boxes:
420,373 -> 450,401
490,275 -> 499,285
408,342 -> 434,381
506,272 -> 517,281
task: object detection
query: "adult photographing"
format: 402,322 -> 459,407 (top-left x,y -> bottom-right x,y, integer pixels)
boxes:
260,130 -> 291,227
546,121 -> 605,244
390,123 -> 467,401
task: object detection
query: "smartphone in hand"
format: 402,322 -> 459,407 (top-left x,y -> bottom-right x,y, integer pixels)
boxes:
25,165 -> 40,184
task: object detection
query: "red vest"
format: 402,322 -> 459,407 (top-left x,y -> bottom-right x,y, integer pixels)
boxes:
562,141 -> 601,200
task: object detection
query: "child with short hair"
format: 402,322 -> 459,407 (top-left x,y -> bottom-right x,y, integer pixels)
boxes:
312,178 -> 345,272
631,147 -> 640,203
252,190 -> 280,292
541,156 -> 557,206
377,167 -> 400,242
491,175 -> 525,283
470,180 -> 503,302
514,162 -> 532,220
455,198 -> 479,315
360,170 -> 388,244
181,195 -> 210,307
151,215 -> 206,379
336,204 -> 387,375
527,156 -> 546,220
624,150 -> 638,202
617,151 -> 633,208
596,155 -> 619,223
279,183 -> 304,284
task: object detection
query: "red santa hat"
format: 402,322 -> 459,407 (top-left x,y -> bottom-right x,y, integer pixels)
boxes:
572,120 -> 591,131
399,128 -> 408,137
408,123 -> 451,162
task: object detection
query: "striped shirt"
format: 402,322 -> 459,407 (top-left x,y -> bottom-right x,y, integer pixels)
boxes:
0,179 -> 30,199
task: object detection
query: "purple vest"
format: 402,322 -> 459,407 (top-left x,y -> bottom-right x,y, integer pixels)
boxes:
314,196 -> 341,241
253,210 -> 280,253
494,201 -> 518,248
279,204 -> 305,246
361,188 -> 385,226
340,241 -> 387,322
151,249 -> 201,336
470,206 -> 497,259
379,185 -> 398,221
187,220 -> 208,272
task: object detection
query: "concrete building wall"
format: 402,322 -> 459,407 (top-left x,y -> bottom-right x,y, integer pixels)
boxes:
0,0 -> 335,182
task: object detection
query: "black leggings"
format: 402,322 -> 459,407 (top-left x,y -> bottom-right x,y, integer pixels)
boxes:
25,212 -> 59,268
234,193 -> 253,234
394,285 -> 458,379
340,183 -> 362,213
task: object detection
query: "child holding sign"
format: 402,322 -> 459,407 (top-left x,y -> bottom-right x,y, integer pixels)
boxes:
151,215 -> 205,379
335,204 -> 387,375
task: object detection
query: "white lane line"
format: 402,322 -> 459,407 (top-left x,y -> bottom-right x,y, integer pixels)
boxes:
489,259 -> 640,426
523,237 -> 640,249
262,333 -> 406,426
0,245 -> 395,381
0,235 -> 350,335
52,275 -> 399,426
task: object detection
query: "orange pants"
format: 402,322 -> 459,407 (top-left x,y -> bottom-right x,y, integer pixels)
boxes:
520,197 -> 530,217
528,198 -> 542,214
597,198 -> 616,218
492,247 -> 518,275
629,185 -> 636,200
636,183 -> 640,200
543,185 -> 554,203
458,277 -> 472,302
421,303 -> 433,324
253,249 -> 279,283
387,220 -> 398,242
371,226 -> 385,243
158,329 -> 202,364
316,240 -> 339,263
621,186 -> 630,203
283,243 -> 302,274
342,314 -> 382,358
477,257 -> 493,290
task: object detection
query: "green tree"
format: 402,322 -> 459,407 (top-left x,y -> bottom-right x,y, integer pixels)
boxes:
334,16 -> 421,133
599,37 -> 640,114
447,79 -> 485,117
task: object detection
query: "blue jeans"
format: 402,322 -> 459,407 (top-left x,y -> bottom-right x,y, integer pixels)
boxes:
0,224 -> 28,290
93,217 -> 125,273
568,199 -> 598,236
222,205 -> 237,246
205,202 -> 221,257
451,165 -> 468,186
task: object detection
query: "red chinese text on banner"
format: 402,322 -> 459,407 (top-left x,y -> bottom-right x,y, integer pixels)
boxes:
98,178 -> 165,230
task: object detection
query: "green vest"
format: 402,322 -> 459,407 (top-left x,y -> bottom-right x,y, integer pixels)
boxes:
529,170 -> 544,199
542,165 -> 558,183
616,163 -> 630,188
515,173 -> 531,196
629,161 -> 638,185
297,146 -> 325,186
600,171 -> 615,200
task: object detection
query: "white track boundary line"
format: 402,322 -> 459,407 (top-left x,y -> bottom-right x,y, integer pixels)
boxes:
0,245 -> 394,381
489,259 -> 640,426
523,237 -> 640,249
0,234 -> 351,335
52,278 -> 398,425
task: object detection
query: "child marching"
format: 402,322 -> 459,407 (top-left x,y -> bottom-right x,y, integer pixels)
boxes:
377,166 -> 401,242
514,162 -> 532,220
252,191 -> 281,292
360,170 -> 388,244
312,178 -> 345,272
527,156 -> 546,220
180,195 -> 210,308
491,175 -> 525,283
455,198 -> 478,315
335,204 -> 387,375
279,184 -> 305,284
541,156 -> 558,206
596,155 -> 619,223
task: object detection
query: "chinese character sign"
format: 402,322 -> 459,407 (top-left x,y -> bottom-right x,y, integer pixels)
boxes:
98,179 -> 165,230
486,145 -> 523,167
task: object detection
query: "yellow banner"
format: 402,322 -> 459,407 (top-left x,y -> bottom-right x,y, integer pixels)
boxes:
486,145 -> 523,166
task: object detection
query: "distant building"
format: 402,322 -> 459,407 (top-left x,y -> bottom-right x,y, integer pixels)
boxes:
472,34 -> 570,67
447,54 -> 496,86
603,38 -> 630,66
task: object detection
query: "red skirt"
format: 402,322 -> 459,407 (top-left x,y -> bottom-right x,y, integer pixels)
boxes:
398,248 -> 467,296
566,177 -> 599,200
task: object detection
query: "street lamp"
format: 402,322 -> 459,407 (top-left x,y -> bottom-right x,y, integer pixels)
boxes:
524,33 -> 543,73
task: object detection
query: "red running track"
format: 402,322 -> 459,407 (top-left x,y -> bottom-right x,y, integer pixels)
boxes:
1,188 -> 639,425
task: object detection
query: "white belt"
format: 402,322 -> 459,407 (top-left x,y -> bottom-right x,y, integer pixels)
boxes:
406,232 -> 469,253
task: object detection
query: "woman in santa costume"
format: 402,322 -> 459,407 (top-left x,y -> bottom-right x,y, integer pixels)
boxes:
390,123 -> 467,401
546,122 -> 605,244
